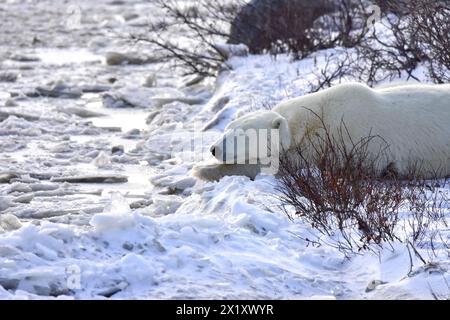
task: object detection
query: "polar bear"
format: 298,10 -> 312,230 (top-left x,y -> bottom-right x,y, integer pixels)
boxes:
193,82 -> 450,181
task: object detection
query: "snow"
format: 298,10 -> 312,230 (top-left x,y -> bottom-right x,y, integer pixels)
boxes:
0,0 -> 449,300
35,49 -> 104,66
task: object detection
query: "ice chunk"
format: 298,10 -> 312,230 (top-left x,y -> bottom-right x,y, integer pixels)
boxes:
92,151 -> 112,168
51,174 -> 128,184
7,182 -> 32,194
118,253 -> 155,283
59,106 -> 106,118
28,81 -> 82,99
105,52 -> 159,66
212,43 -> 249,60
90,193 -> 135,231
150,174 -> 196,192
0,72 -> 18,82
0,172 -> 20,183
152,195 -> 183,215
103,87 -> 185,109
0,196 -> 14,212
0,214 -> 22,231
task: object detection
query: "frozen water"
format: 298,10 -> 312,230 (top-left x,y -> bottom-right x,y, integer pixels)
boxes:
0,0 -> 448,300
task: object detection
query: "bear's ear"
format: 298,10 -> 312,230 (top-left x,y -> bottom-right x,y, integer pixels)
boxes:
272,116 -> 291,150
235,110 -> 246,119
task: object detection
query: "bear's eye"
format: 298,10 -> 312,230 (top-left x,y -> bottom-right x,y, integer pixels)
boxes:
273,119 -> 281,129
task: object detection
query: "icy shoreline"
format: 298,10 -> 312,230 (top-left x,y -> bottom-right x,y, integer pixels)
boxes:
1,0 -> 449,299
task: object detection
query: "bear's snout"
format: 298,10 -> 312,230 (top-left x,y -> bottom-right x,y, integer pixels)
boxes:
210,146 -> 216,157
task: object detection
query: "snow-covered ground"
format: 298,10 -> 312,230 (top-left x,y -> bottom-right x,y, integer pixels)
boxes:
0,0 -> 449,299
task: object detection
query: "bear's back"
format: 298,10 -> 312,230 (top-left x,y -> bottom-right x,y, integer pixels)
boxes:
273,82 -> 450,178
273,83 -> 379,134
274,82 -> 450,122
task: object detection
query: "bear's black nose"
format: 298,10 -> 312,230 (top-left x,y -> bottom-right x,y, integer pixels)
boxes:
211,147 -> 216,157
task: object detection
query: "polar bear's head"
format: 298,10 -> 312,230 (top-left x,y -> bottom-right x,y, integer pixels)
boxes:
209,110 -> 291,163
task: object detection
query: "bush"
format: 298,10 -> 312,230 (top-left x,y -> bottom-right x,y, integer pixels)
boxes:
228,0 -> 337,55
139,0 -> 371,76
310,0 -> 450,89
229,0 -> 372,57
137,0 -> 449,82
411,0 -> 450,82
276,110 -> 448,257
135,0 -> 240,77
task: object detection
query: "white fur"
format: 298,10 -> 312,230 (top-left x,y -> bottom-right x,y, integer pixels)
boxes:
195,83 -> 450,180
